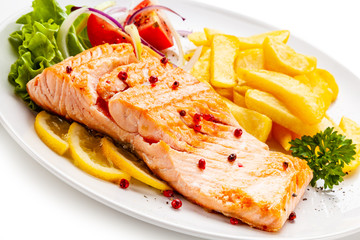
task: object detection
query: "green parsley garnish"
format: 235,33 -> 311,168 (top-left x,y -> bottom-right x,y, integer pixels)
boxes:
289,127 -> 356,189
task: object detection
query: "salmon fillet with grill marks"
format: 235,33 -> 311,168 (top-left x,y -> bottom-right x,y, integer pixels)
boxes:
26,43 -> 312,232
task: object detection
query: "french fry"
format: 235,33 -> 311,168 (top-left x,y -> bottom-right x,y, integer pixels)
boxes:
263,37 -> 316,76
214,87 -> 233,100
238,30 -> 290,51
233,84 -> 252,95
315,69 -> 338,102
210,34 -> 240,88
272,123 -> 293,151
190,47 -> 211,83
188,31 -> 208,46
233,91 -> 246,107
235,48 -> 264,72
222,97 -> 272,142
204,28 -> 223,43
244,89 -> 330,136
241,69 -> 325,125
339,116 -> 360,173
305,71 -> 333,110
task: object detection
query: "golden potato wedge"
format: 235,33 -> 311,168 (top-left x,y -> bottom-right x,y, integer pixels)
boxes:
233,90 -> 246,107
222,97 -> 272,142
214,87 -> 233,100
234,84 -> 252,95
294,73 -> 332,110
210,34 -> 240,88
293,74 -> 311,85
238,30 -> 290,51
316,68 -> 338,102
242,69 -> 325,125
339,116 -> 360,173
245,89 -> 330,136
306,71 -> 333,110
188,31 -> 208,46
235,48 -> 264,75
272,123 -> 293,151
190,47 -> 211,82
263,37 -> 317,76
339,117 -> 360,142
204,28 -> 223,43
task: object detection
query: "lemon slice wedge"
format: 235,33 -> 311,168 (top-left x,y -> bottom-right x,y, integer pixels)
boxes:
34,111 -> 70,155
68,122 -> 130,183
101,137 -> 171,190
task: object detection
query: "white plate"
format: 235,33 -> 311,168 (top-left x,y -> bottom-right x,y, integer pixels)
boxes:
1,0 -> 360,239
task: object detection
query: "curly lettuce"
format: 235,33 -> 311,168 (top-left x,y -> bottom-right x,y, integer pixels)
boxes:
8,0 -> 89,111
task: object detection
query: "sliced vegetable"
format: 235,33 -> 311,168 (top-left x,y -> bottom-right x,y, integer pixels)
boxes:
34,111 -> 70,155
8,0 -> 86,110
68,122 -> 130,183
125,24 -> 143,60
183,46 -> 203,72
86,13 -> 130,47
57,7 -> 88,59
125,0 -> 185,50
126,0 -> 185,65
101,138 -> 171,190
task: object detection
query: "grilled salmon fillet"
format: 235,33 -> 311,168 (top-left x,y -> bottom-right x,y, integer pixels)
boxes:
27,43 -> 312,232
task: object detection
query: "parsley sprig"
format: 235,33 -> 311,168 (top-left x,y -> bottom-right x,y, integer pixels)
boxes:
290,127 -> 356,189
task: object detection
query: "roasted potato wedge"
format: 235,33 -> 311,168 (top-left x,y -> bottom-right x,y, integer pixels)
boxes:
210,34 -> 240,88
222,97 -> 272,142
233,90 -> 246,107
315,68 -> 338,102
272,123 -> 293,151
339,116 -> 360,173
238,30 -> 290,51
214,87 -> 233,100
241,69 -> 325,125
191,47 -> 211,82
263,37 -> 316,76
235,48 -> 264,75
245,89 -> 330,136
204,28 -> 223,43
305,71 -> 333,109
188,31 -> 208,46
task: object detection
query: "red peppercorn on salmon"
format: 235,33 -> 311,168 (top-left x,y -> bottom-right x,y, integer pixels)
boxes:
26,43 -> 312,232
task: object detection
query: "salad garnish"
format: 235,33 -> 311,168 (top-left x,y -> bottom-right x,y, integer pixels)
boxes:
290,127 -> 356,189
8,0 -> 186,110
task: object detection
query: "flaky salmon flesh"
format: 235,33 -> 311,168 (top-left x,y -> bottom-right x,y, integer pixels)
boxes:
26,43 -> 312,232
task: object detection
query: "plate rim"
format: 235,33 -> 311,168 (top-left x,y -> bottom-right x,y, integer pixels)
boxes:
1,1 -> 360,239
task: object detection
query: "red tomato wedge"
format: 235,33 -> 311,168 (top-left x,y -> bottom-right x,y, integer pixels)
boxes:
87,14 -> 130,47
127,0 -> 174,50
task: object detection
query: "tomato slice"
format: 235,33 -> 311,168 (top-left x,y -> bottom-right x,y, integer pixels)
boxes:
87,14 -> 130,47
127,0 -> 174,50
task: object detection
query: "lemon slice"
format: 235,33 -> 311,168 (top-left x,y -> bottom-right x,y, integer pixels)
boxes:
34,111 -> 70,155
68,122 -> 130,183
101,137 -> 171,190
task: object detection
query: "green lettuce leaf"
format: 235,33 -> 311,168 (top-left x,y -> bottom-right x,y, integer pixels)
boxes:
8,0 -> 90,111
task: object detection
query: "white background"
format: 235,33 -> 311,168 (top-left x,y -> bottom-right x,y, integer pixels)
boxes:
1,0 -> 360,239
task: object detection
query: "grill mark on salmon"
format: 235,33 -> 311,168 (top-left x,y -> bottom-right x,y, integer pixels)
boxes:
26,43 -> 312,232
